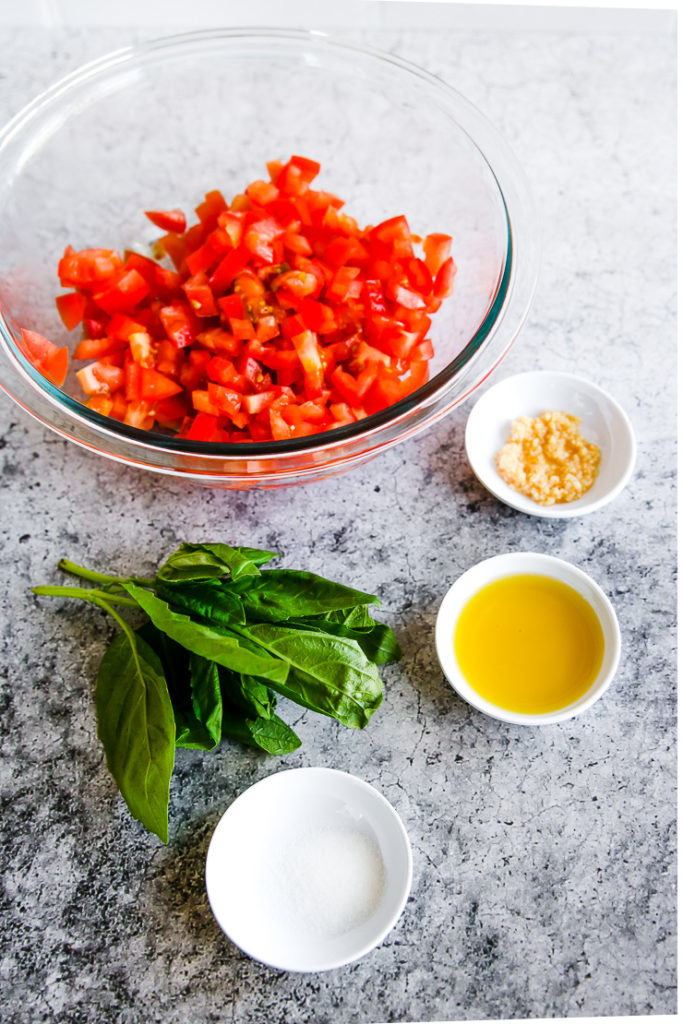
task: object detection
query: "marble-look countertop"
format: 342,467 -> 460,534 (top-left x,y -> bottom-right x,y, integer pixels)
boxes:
0,7 -> 676,1023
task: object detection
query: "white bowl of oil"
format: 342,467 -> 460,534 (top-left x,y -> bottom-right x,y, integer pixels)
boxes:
435,552 -> 621,725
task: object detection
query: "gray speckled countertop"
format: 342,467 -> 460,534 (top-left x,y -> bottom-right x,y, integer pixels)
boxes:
0,6 -> 677,1024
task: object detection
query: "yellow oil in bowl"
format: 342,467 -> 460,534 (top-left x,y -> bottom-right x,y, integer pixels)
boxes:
454,574 -> 605,715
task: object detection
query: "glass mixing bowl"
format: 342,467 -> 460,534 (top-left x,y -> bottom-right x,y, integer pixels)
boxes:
0,28 -> 538,489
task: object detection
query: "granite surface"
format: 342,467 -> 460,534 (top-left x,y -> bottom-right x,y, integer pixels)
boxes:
0,7 -> 677,1024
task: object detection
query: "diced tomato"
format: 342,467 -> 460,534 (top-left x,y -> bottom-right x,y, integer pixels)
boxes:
209,245 -> 250,295
93,268 -> 150,315
434,257 -> 456,299
207,382 -> 242,418
159,302 -> 198,348
369,215 -> 414,258
86,394 -> 114,417
76,364 -> 109,396
183,272 -> 219,317
139,367 -> 182,401
217,210 -> 246,247
217,293 -> 245,320
56,292 -> 87,330
18,329 -> 69,386
195,190 -> 229,229
272,269 -> 319,299
183,412 -> 223,441
145,208 -> 187,234
298,298 -> 337,335
245,179 -> 279,205
154,393 -> 189,425
422,233 -> 452,276
73,335 -> 127,360
58,247 -> 123,289
291,330 -> 325,398
60,155 -> 449,441
242,390 -> 277,415
124,400 -> 155,430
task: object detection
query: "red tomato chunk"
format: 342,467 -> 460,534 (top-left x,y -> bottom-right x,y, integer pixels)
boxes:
56,156 -> 455,441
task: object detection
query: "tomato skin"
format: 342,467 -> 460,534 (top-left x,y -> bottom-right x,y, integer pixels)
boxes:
61,155 -> 447,441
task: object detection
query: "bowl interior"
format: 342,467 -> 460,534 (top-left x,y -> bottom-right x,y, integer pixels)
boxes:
435,552 -> 621,725
205,767 -> 412,971
465,371 -> 636,517
0,31 -> 510,443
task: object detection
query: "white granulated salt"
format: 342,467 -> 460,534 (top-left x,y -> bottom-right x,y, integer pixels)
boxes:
273,822 -> 386,938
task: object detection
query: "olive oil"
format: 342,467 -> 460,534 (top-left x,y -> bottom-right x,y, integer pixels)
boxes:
454,574 -> 604,714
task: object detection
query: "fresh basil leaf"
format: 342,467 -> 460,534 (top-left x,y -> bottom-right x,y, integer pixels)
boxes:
135,622 -> 212,749
189,653 -> 222,747
219,668 -> 277,720
122,583 -> 289,685
231,621 -> 383,729
227,569 -> 380,623
156,542 -> 277,584
221,708 -> 302,755
290,608 -> 402,664
156,580 -> 246,626
96,630 -> 175,843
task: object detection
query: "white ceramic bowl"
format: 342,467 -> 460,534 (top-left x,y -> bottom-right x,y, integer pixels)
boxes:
465,370 -> 636,517
435,552 -> 621,725
205,767 -> 412,972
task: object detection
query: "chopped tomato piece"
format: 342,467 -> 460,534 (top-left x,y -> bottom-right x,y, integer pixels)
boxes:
434,257 -> 456,299
159,302 -> 198,348
18,329 -> 69,386
58,247 -> 123,289
145,208 -> 187,233
93,268 -> 150,315
422,233 -> 452,276
56,292 -> 87,330
139,367 -> 182,401
60,155 -> 450,441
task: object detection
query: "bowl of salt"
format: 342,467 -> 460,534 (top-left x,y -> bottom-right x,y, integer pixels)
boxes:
205,767 -> 413,971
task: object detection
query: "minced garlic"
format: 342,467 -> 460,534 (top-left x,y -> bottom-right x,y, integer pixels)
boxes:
495,410 -> 601,506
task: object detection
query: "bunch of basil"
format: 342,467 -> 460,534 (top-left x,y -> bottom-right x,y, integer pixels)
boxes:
33,542 -> 401,842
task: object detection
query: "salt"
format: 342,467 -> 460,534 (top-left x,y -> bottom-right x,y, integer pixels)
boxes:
272,821 -> 387,938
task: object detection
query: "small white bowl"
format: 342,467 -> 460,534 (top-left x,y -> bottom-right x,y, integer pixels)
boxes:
205,767 -> 412,972
435,552 -> 621,725
465,370 -> 636,517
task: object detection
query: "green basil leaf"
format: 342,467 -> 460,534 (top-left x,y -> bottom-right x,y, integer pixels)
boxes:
227,569 -> 380,623
122,583 -> 289,685
221,708 -> 302,755
289,608 -> 402,664
155,580 -> 246,626
135,623 -> 213,749
189,653 -> 222,747
96,631 -> 175,843
156,542 -> 278,584
219,668 -> 277,720
231,621 -> 383,729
